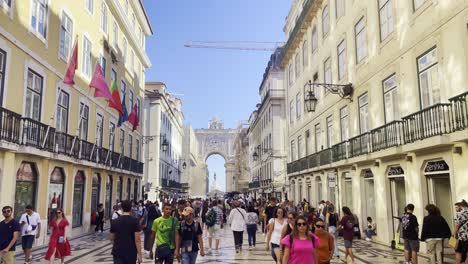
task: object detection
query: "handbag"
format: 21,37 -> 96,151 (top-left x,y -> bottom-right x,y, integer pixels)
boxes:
449,236 -> 458,249
26,215 -> 37,235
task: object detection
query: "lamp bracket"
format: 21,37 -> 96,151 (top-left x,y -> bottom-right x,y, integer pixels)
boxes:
312,82 -> 354,101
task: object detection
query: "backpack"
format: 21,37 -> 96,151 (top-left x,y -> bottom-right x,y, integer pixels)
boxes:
345,216 -> 354,230
91,211 -> 97,225
206,208 -> 216,227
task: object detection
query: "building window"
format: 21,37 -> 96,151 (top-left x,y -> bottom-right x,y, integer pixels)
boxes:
31,0 -> 48,39
85,0 -> 93,14
82,36 -> 92,78
413,0 -> 426,10
355,17 -> 367,63
130,50 -> 134,74
99,55 -> 106,77
0,49 -> 6,106
296,93 -> 302,119
337,40 -> 347,80
55,89 -> 69,133
302,40 -> 308,68
336,0 -> 345,18
383,74 -> 399,123
417,47 -> 440,109
326,115 -> 333,148
96,113 -> 104,147
315,123 -> 321,152
25,69 -> 43,121
136,98 -> 141,118
297,135 -> 303,159
136,137 -> 140,161
322,5 -> 330,37
305,130 -> 310,155
311,26 -> 318,53
111,68 -> 117,83
290,140 -> 296,161
131,13 -> 136,30
121,80 -> 126,101
122,38 -> 127,64
358,93 -> 369,133
129,90 -> 134,108
128,134 -> 133,158
124,0 -> 129,15
340,106 -> 349,141
324,57 -> 332,84
295,53 -> 301,77
289,100 -> 294,123
59,12 -> 73,60
112,21 -> 118,47
109,121 -> 116,151
78,102 -> 89,140
288,64 -> 294,85
379,0 -> 394,41
100,2 -> 108,34
119,128 -> 125,154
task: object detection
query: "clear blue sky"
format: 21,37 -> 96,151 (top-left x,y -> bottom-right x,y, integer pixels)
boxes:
143,0 -> 293,190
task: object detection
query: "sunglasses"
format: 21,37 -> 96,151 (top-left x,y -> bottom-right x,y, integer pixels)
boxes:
315,225 -> 325,228
2,210 -> 11,213
297,222 -> 307,227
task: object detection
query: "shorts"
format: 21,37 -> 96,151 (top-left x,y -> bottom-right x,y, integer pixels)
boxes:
208,224 -> 221,240
456,240 -> 468,254
270,243 -> 280,261
22,235 -> 35,249
404,239 -> 420,252
0,251 -> 15,264
344,240 -> 353,249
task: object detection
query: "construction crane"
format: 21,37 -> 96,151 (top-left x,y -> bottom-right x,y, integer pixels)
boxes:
184,41 -> 284,51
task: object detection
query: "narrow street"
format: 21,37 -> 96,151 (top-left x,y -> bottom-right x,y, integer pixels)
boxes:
14,227 -> 455,264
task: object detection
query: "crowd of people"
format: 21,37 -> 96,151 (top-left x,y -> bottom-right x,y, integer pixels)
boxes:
1,197 -> 467,264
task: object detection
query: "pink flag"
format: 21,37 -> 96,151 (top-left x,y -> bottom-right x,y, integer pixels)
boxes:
128,104 -> 139,131
63,39 -> 78,85
89,63 -> 113,103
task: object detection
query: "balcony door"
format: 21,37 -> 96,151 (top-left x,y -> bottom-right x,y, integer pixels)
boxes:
0,49 -> 6,106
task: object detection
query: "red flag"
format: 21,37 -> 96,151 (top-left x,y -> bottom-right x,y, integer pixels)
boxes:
128,104 -> 139,131
108,80 -> 123,115
63,39 -> 78,85
89,63 -> 113,103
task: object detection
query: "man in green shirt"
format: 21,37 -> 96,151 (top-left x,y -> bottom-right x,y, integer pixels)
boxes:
150,203 -> 180,264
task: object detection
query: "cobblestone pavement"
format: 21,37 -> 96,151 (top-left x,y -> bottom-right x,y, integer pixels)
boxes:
15,227 -> 456,263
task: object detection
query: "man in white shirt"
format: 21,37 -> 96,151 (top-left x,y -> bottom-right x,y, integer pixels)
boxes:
112,204 -> 122,220
227,200 -> 247,254
19,205 -> 41,264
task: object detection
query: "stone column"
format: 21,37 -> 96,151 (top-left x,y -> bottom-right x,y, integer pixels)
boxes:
225,161 -> 236,192
452,143 -> 468,201
0,152 -> 16,208
146,100 -> 162,202
373,159 -> 392,243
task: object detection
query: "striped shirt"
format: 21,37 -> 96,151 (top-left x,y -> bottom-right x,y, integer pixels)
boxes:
213,206 -> 223,225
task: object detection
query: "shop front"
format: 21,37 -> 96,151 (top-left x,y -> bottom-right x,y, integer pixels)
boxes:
423,159 -> 453,226
91,173 -> 101,213
315,176 -> 323,203
134,179 -> 139,202
72,171 -> 85,228
361,168 -> 376,221
105,175 -> 113,219
327,171 -> 337,206
387,165 -> 406,235
126,178 -> 132,200
48,167 -> 65,230
14,162 -> 38,220
342,172 -> 353,211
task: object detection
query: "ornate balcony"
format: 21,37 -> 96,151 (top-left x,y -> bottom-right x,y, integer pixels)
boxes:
371,121 -> 404,152
402,103 -> 452,143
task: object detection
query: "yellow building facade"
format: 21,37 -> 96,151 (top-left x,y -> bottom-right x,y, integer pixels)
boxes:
282,0 -> 468,249
0,0 -> 152,242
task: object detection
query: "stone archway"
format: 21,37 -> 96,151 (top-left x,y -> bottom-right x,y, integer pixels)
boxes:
193,117 -> 241,195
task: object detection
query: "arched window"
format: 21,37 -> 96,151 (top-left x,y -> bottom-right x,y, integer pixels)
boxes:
105,175 -> 113,218
48,167 -> 66,230
91,173 -> 101,213
127,178 -> 132,200
14,162 -> 38,220
133,179 -> 139,202
72,171 -> 85,227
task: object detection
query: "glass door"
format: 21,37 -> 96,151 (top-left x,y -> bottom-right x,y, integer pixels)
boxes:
390,176 -> 406,234
427,174 -> 453,226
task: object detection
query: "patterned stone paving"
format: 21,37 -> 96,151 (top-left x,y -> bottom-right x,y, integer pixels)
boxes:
15,227 -> 456,263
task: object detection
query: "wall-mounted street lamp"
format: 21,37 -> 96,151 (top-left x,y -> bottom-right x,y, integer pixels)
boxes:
304,80 -> 354,112
142,134 -> 169,152
182,162 -> 187,170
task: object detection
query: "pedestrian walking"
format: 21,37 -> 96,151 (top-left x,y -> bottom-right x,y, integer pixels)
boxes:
109,200 -> 142,264
402,204 -> 420,264
227,200 -> 247,253
281,215 -> 319,264
112,204 -> 122,220
266,207 -> 288,263
325,204 -> 339,258
150,203 -> 180,264
144,201 -> 161,259
264,197 -> 278,232
19,205 -> 41,264
281,212 -> 297,239
44,208 -> 71,264
245,205 -> 259,250
206,200 -> 223,255
175,207 -> 204,264
173,200 -> 186,222
337,206 -> 356,263
201,200 -> 209,231
95,203 -> 105,233
420,204 -> 451,264
454,200 -> 468,264
314,218 -> 334,264
365,216 -> 377,241
0,206 -> 21,264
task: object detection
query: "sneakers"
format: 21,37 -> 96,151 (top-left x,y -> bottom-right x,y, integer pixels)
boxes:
366,237 -> 372,241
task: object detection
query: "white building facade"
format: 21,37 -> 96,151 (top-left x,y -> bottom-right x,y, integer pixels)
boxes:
247,48 -> 288,201
282,0 -> 468,249
143,82 -> 184,201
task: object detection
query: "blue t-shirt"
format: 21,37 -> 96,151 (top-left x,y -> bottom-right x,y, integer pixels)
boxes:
0,219 -> 21,251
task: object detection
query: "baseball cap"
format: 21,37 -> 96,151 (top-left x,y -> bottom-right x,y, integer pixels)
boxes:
182,207 -> 194,216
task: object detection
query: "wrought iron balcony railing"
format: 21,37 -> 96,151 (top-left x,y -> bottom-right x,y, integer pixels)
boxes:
402,103 -> 452,143
370,120 -> 404,152
449,91 -> 468,131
